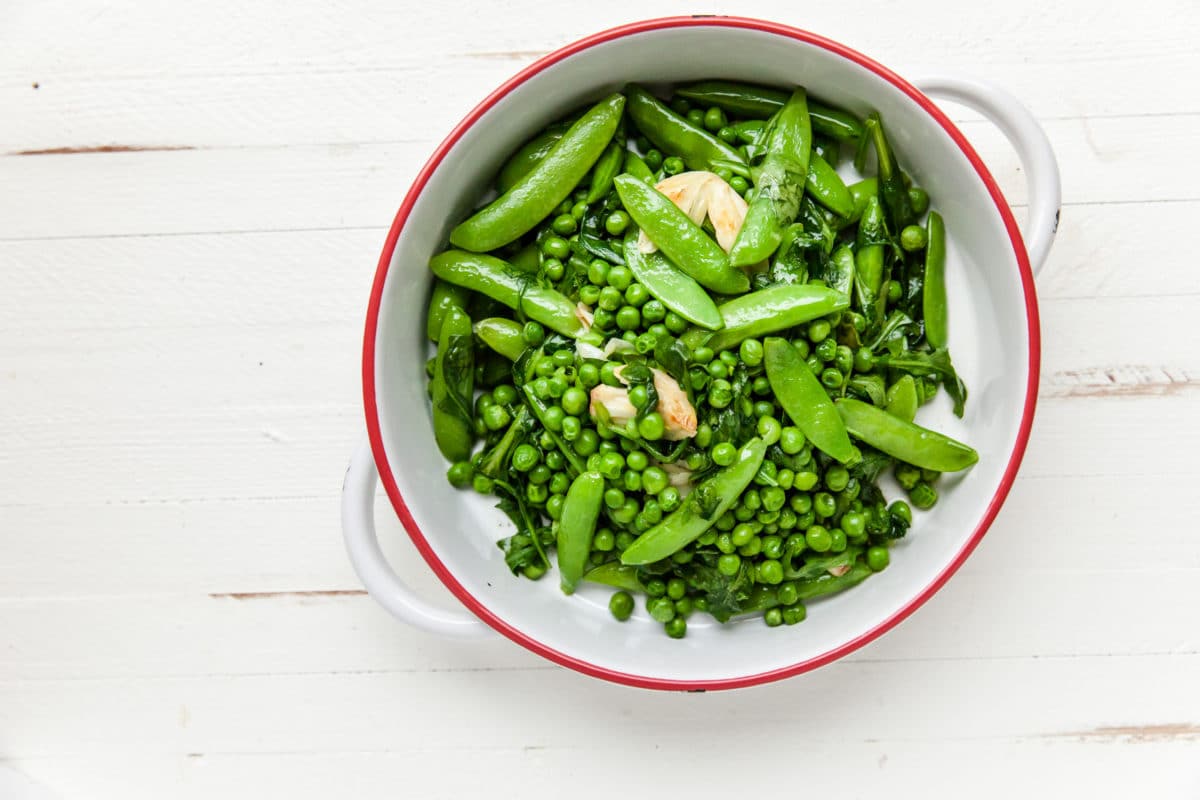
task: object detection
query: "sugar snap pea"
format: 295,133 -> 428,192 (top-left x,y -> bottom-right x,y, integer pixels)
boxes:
623,149 -> 655,184
885,375 -> 919,422
864,112 -> 915,231
676,81 -> 865,140
854,195 -> 888,329
613,174 -> 749,295
557,471 -> 604,594
450,93 -> 625,252
836,398 -> 978,472
729,88 -> 811,268
705,284 -> 849,352
430,307 -> 474,462
583,562 -> 644,592
625,85 -> 746,173
805,151 -> 854,218
765,336 -> 857,464
622,229 -> 723,330
586,139 -> 624,204
474,317 -> 526,361
923,211 -> 949,348
832,178 -> 878,230
620,438 -> 766,565
426,279 -> 467,341
743,561 -> 872,612
430,250 -> 584,338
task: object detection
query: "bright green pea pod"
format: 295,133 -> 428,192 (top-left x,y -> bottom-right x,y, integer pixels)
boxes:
836,398 -> 978,472
733,119 -> 765,144
558,471 -> 605,594
676,81 -> 865,140
831,178 -> 878,231
508,241 -> 541,274
623,149 -> 655,184
923,211 -> 949,348
885,375 -> 919,422
625,85 -> 746,172
426,279 -> 468,341
826,244 -> 855,297
474,317 -> 526,361
764,337 -> 857,464
623,229 -> 723,330
450,93 -> 625,252
496,126 -> 566,193
613,174 -> 749,295
586,141 -> 624,204
729,88 -> 811,268
853,196 -> 888,330
620,438 -> 766,566
864,112 -> 915,231
583,562 -> 644,592
805,151 -> 854,218
705,284 -> 849,352
431,308 -> 475,463
795,561 -> 873,600
430,250 -> 583,338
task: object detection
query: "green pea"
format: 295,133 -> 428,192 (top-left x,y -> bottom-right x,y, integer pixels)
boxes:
606,265 -> 632,292
700,106 -> 726,131
776,469 -> 795,490
808,319 -> 831,342
466,472 -> 490,494
510,444 -> 540,473
658,486 -> 681,512
643,149 -> 663,171
908,186 -> 930,215
597,285 -> 622,312
782,605 -> 806,625
909,482 -> 938,509
482,404 -> 510,432
890,500 -> 913,525
805,524 -> 832,552
557,385 -> 586,416
710,442 -> 736,467
661,577 -> 686,601
550,213 -> 577,236
777,581 -> 799,606
853,348 -> 875,374
592,307 -> 614,330
777,426 -> 804,455
739,338 -> 764,366
605,210 -> 630,236
622,470 -> 642,493
616,305 -> 641,331
758,559 -> 784,584
614,531 -> 634,552
708,379 -> 733,408
644,577 -> 667,598
716,126 -> 737,144
587,259 -> 610,287
647,322 -> 669,338
640,298 -> 666,324
820,368 -> 843,389
598,441 -> 618,455
814,492 -> 837,518
609,591 -> 635,621
664,616 -> 687,638
640,498 -> 663,525
900,224 -> 927,252
814,338 -> 836,363
601,487 -> 624,510
752,375 -> 772,395
826,527 -> 846,553
446,461 -> 474,488
674,596 -> 694,617
717,553 -> 742,576
716,532 -> 735,553
764,608 -> 783,627
842,511 -> 867,539
707,359 -> 729,380
592,528 -> 616,552
793,471 -> 819,491
761,486 -> 787,513
664,312 -> 688,334
542,236 -> 569,260
791,338 -> 810,359
663,155 -> 685,175
833,346 -> 854,375
641,466 -> 668,495
574,429 -> 599,457
625,282 -> 650,307
691,346 -> 714,365
547,473 -> 570,497
867,545 -> 890,572
729,175 -> 749,195
761,535 -> 784,560
886,279 -> 903,303
563,416 -> 583,441
824,465 -> 850,492
598,451 -> 624,479
635,412 -> 663,441
599,362 -> 621,387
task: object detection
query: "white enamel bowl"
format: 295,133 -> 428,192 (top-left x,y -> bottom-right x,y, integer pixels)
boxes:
342,17 -> 1061,690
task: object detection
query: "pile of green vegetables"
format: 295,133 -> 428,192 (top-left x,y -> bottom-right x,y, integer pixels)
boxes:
425,80 -> 976,638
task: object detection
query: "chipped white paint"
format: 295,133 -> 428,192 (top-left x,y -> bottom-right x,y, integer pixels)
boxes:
2,0 -> 1200,797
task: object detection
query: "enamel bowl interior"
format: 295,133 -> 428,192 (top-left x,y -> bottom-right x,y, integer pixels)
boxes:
369,23 -> 1032,686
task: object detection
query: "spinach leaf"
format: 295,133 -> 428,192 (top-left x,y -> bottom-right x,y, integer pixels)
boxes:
680,558 -> 755,623
873,347 -> 968,417
476,405 -> 534,479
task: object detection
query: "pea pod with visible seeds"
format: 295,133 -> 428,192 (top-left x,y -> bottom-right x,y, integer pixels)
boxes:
450,93 -> 625,252
495,125 -> 566,193
474,317 -> 526,361
426,279 -> 467,341
430,307 -> 475,462
676,81 -> 865,140
704,284 -> 849,352
620,438 -> 766,566
885,375 -> 919,422
836,398 -> 978,472
625,85 -> 746,173
622,229 -> 723,330
729,88 -> 812,268
764,337 -> 857,464
923,211 -> 949,348
557,471 -> 605,594
583,562 -> 644,592
613,174 -> 749,295
430,250 -> 583,338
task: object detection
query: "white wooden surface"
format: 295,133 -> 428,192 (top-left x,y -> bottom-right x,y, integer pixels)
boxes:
3,0 -> 1199,796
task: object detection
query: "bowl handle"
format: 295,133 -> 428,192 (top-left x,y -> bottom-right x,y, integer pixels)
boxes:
915,77 -> 1062,276
342,438 -> 493,638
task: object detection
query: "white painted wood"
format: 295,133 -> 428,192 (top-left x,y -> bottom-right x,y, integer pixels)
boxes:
3,0 -> 1199,796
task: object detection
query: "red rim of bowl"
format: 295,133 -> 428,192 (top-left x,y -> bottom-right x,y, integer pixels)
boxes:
362,15 -> 1041,691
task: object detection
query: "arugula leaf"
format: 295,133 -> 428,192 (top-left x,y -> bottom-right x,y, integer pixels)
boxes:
476,405 -> 534,479
865,310 -> 916,354
850,447 -> 894,485
680,558 -> 755,623
494,478 -> 552,571
873,347 -> 968,417
847,373 -> 887,406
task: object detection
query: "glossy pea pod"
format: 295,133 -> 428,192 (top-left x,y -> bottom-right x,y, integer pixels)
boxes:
625,84 -> 746,173
620,438 -> 767,565
622,229 -> 724,330
825,243 -> 856,296
583,562 -> 644,592
923,211 -> 949,348
449,93 -> 625,252
585,134 -> 625,204
473,317 -> 527,361
885,375 -> 919,422
744,561 -> 873,612
729,88 -> 812,268
675,80 -> 866,140
430,307 -> 475,463
557,471 -> 605,594
863,112 -> 915,232
623,149 -> 655,184
426,279 -> 468,341
804,151 -> 854,218
835,398 -> 978,472
853,195 -> 888,328
613,174 -> 749,295
704,284 -> 849,352
430,250 -> 584,338
764,337 -> 857,464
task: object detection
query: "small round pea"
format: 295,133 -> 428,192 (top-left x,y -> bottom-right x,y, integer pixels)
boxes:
834,346 -> 854,375
658,486 -> 681,512
545,376 -> 567,399
890,500 -> 913,525
828,527 -> 847,553
605,210 -> 630,236
779,426 -> 805,455
807,319 -> 831,343
548,472 -> 570,496
662,155 -> 684,175
603,487 -> 626,510
821,368 -> 844,389
665,578 -> 687,601
708,379 -> 733,408
625,450 -> 649,472
621,470 -> 641,493
908,186 -> 930,215
669,97 -> 690,115
738,338 -> 764,367
703,106 -> 727,131
446,460 -> 474,488
648,596 -> 675,623
551,213 -> 577,236
867,545 -> 890,572
482,404 -> 510,432
598,285 -> 623,312
545,493 -> 565,520
886,279 -> 903,303
854,348 -> 875,374
664,616 -> 687,639
758,559 -> 784,585
599,451 -> 625,479
761,487 -> 787,513
641,466 -> 668,495
544,259 -> 565,282
541,235 -> 569,260
685,451 -> 708,471
707,359 -> 729,380
710,442 -> 736,467
791,338 -> 810,359
729,175 -> 749,195
824,465 -> 850,493
686,108 -> 705,127
616,306 -> 641,331
813,338 -> 835,363
567,199 -> 588,219
625,283 -> 650,308
522,321 -> 545,346
691,346 -> 714,365
609,591 -> 635,621
638,412 -> 665,440
647,322 -> 669,339
606,265 -> 632,292
644,578 -> 667,598
764,608 -> 783,627
909,482 -> 938,509
813,491 -> 837,519
757,415 -> 782,445
472,474 -> 494,495
717,553 -> 742,576
510,444 -> 540,472
492,384 -> 517,407
664,312 -> 688,334
560,415 -> 581,441
901,224 -> 927,252
782,605 -> 806,625
805,524 -> 832,552
592,307 -> 614,330
731,523 -> 755,547
627,383 -> 650,410
641,299 -> 666,323
561,386 -> 588,416
587,259 -> 610,286
841,511 -> 867,540
573,429 -> 599,457
643,149 -> 663,170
